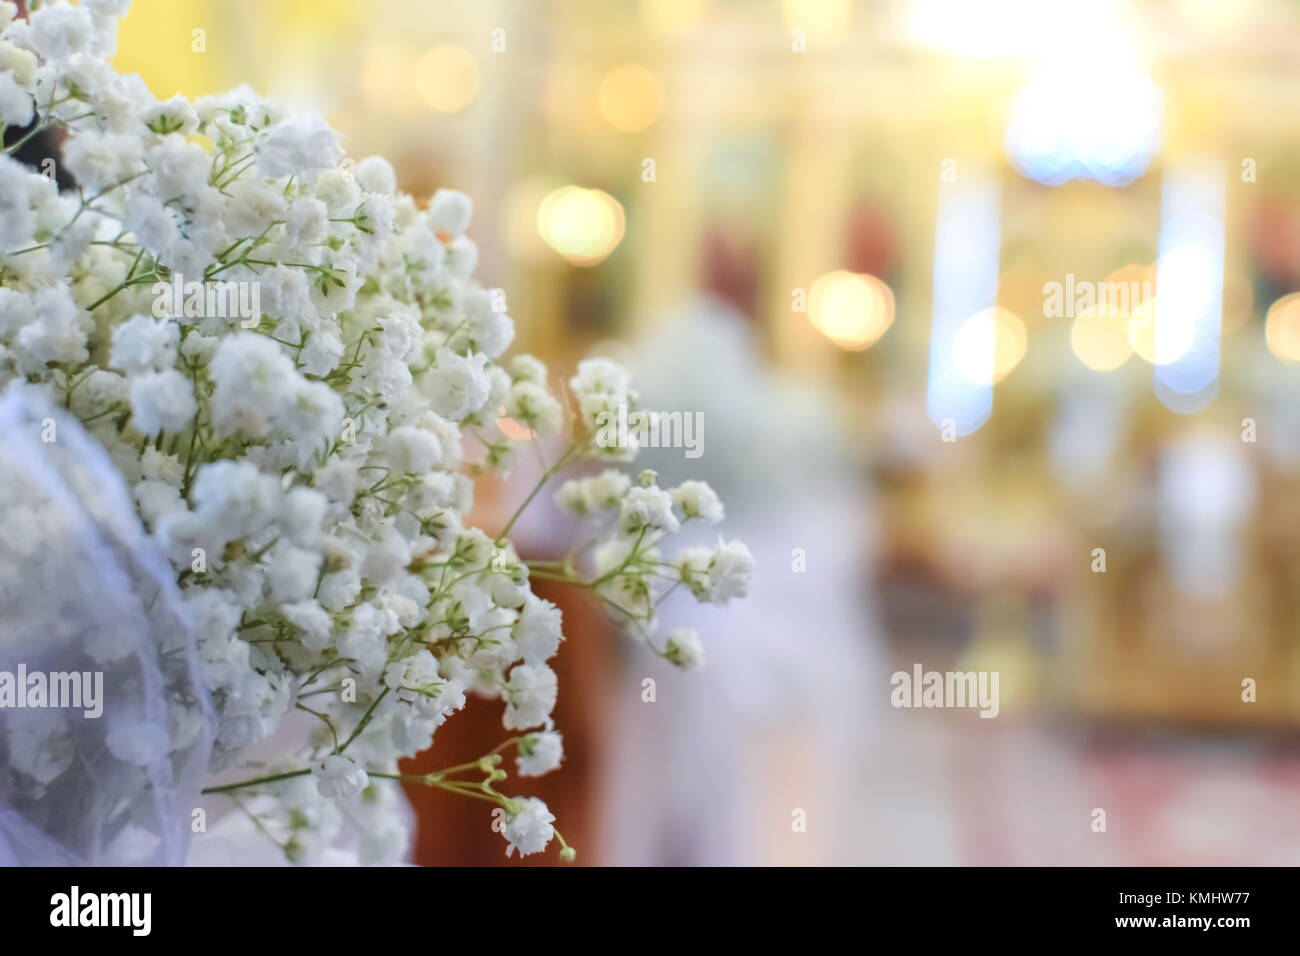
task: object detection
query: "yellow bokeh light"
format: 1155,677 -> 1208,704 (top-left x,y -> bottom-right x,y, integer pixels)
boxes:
782,0 -> 852,33
641,0 -> 707,33
1067,263 -> 1149,370
1265,293 -> 1300,363
1102,263 -> 1156,315
953,307 -> 1027,385
538,186 -> 626,266
1071,307 -> 1133,371
596,64 -> 664,132
415,44 -> 480,113
808,271 -> 895,351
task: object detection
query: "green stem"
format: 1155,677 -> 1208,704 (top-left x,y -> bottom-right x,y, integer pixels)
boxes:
334,686 -> 389,755
497,441 -> 583,543
202,769 -> 311,795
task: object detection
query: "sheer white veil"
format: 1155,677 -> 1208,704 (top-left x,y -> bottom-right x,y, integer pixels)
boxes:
0,385 -> 215,865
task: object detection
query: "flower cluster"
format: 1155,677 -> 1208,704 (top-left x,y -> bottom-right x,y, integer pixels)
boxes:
0,0 -> 753,864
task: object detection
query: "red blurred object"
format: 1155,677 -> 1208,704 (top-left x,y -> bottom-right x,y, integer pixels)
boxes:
700,226 -> 760,319
844,199 -> 899,278
1249,199 -> 1300,286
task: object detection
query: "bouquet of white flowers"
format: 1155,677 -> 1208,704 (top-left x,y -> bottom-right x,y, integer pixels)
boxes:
0,0 -> 753,864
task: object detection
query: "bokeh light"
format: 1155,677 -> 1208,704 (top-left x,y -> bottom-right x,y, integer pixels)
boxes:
415,44 -> 480,113
954,307 -> 1027,384
1152,166 -> 1226,409
908,0 -> 1040,58
1067,263 -> 1155,368
596,64 -> 665,132
1005,59 -> 1163,187
1265,292 -> 1300,362
538,186 -> 626,266
928,176 -> 1001,435
1128,297 -> 1195,365
808,271 -> 895,351
640,0 -> 707,33
781,0 -> 853,34
1072,308 -> 1134,371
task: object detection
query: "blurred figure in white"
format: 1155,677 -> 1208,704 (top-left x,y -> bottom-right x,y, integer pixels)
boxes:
596,294 -> 893,865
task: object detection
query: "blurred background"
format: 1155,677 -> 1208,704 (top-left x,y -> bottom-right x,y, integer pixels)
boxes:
116,0 -> 1300,865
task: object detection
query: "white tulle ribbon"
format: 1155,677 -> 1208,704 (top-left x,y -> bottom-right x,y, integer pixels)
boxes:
0,385 -> 215,865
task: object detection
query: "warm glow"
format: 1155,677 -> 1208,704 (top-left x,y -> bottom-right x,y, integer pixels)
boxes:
415,44 -> 480,113
1071,308 -> 1134,371
596,64 -> 665,132
497,414 -> 534,441
908,0 -> 1073,59
362,42 -> 417,113
808,271 -> 895,351
953,307 -> 1027,384
538,186 -> 626,266
641,0 -> 707,32
1103,263 -> 1156,312
782,0 -> 853,33
1265,293 -> 1300,363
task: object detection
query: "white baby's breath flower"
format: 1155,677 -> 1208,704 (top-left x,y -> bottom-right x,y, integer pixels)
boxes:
555,469 -> 631,515
502,663 -> 558,730
0,72 -> 33,127
109,313 -> 178,374
506,380 -> 562,437
502,796 -> 555,857
671,479 -> 725,524
383,649 -> 441,695
516,731 -> 563,777
280,487 -> 327,547
428,188 -> 472,236
421,346 -> 491,421
514,593 -> 563,665
569,357 -> 632,402
384,425 -> 442,473
707,538 -> 756,604
663,627 -> 706,671
256,114 -> 343,179
312,755 -> 369,799
356,155 -> 397,195
15,285 -> 92,366
129,368 -> 194,436
619,485 -> 680,537
510,354 -> 547,385
145,137 -> 210,199
674,539 -> 756,605
61,129 -> 141,192
208,332 -> 297,438
281,599 -> 333,651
